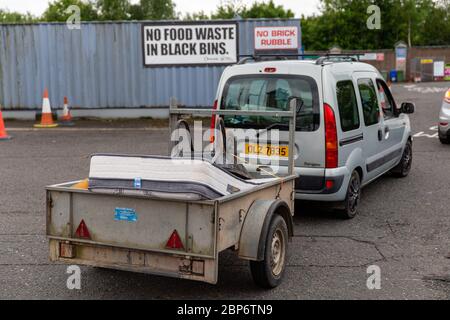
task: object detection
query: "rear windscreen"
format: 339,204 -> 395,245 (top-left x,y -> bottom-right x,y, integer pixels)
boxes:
221,75 -> 320,131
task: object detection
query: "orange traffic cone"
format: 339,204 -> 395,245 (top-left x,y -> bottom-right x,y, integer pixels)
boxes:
34,88 -> 58,128
60,96 -> 74,126
0,105 -> 12,140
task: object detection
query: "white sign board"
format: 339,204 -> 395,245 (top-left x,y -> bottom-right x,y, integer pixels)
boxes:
434,61 -> 445,77
254,26 -> 299,51
360,53 -> 385,61
360,53 -> 377,61
142,23 -> 238,66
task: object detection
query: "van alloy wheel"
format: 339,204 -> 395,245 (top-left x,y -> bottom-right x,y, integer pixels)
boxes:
347,172 -> 361,215
392,141 -> 413,178
337,170 -> 361,219
401,143 -> 412,175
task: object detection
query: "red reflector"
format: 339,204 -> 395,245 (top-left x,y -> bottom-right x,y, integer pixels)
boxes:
264,67 -> 277,73
166,230 -> 184,250
210,100 -> 218,143
324,103 -> 338,169
326,180 -> 335,190
75,220 -> 91,239
440,122 -> 448,127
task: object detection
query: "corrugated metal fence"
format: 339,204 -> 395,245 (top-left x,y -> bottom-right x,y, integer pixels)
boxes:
0,19 -> 301,110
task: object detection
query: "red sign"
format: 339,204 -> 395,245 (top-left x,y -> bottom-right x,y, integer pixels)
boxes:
254,26 -> 299,51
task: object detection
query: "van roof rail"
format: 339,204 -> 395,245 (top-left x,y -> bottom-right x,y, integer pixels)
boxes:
236,53 -> 363,65
315,54 -> 362,65
237,54 -> 319,65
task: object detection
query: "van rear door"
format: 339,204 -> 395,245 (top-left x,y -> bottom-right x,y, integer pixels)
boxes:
219,73 -> 325,190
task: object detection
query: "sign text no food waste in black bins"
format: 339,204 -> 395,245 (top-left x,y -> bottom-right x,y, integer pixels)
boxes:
142,22 -> 238,67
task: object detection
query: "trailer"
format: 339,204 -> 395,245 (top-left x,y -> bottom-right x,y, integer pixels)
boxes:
46,101 -> 298,288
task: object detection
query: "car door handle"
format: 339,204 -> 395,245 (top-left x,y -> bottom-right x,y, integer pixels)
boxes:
384,126 -> 390,139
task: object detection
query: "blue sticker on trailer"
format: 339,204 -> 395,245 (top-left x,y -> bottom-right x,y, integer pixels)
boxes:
134,177 -> 142,189
114,208 -> 138,222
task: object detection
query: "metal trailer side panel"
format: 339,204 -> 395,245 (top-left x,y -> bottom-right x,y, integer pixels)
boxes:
47,190 -> 217,258
217,179 -> 294,252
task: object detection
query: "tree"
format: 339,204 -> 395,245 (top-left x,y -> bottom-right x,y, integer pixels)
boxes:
184,11 -> 209,21
129,0 -> 176,20
0,10 -> 36,23
211,0 -> 244,19
210,0 -> 294,19
301,0 -> 450,50
421,0 -> 450,45
96,0 -> 130,20
241,0 -> 295,19
42,0 -> 98,22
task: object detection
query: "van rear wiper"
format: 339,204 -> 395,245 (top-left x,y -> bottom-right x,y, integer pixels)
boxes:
256,123 -> 289,138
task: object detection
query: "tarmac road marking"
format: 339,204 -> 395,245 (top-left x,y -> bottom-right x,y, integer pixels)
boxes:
413,125 -> 439,138
403,85 -> 448,94
414,132 -> 438,138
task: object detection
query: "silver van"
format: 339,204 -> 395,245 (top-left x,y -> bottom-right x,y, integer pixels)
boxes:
214,57 -> 415,218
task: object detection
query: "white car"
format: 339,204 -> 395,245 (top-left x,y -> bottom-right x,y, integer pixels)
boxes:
439,88 -> 450,144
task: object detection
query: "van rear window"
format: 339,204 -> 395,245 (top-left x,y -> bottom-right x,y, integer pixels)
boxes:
221,75 -> 320,131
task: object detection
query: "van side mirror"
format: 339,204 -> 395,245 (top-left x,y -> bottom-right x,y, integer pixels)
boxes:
400,102 -> 415,114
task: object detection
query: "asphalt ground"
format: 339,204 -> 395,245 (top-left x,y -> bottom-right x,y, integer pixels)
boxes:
0,82 -> 449,300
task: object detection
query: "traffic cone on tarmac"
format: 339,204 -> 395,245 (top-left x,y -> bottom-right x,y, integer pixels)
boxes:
60,96 -> 74,126
0,105 -> 12,140
34,88 -> 58,128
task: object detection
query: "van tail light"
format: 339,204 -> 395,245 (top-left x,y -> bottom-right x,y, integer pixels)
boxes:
210,100 -> 218,143
324,103 -> 338,169
445,89 -> 450,103
166,230 -> 184,250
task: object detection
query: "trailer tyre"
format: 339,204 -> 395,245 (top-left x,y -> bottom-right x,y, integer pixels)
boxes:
250,214 -> 288,289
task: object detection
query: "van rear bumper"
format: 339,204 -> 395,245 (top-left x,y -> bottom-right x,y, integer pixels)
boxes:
295,167 -> 349,202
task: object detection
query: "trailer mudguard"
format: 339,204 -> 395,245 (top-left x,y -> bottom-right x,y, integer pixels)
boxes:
238,199 -> 293,261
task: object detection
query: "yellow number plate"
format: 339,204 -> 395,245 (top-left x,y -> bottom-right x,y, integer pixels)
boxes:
245,144 -> 289,157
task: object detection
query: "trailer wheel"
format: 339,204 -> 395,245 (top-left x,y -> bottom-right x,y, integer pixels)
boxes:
250,215 -> 288,289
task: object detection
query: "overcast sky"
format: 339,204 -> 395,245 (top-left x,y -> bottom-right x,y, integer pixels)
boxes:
0,0 -> 321,18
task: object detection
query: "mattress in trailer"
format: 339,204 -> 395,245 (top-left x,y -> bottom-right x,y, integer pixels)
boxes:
88,154 -> 277,201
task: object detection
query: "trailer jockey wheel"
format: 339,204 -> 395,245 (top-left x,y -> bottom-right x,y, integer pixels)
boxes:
250,215 -> 288,289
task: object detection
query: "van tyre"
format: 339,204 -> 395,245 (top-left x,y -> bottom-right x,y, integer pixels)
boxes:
391,141 -> 412,177
337,170 -> 361,220
250,215 -> 288,289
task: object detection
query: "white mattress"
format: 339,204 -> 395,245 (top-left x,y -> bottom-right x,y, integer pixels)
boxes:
88,154 -> 276,200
